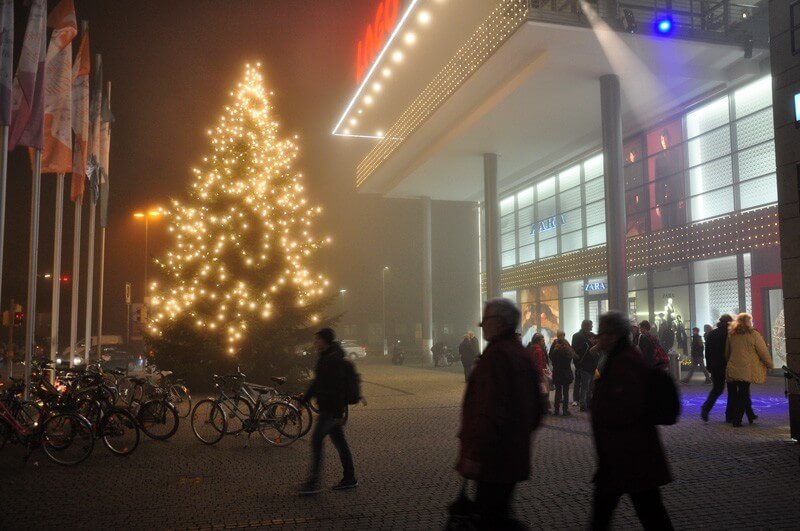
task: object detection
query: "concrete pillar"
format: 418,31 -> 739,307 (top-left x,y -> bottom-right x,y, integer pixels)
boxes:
600,74 -> 628,312
483,153 -> 502,299
421,196 -> 433,365
769,0 -> 800,440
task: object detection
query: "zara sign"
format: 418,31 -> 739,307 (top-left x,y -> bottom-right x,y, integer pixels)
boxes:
530,214 -> 567,235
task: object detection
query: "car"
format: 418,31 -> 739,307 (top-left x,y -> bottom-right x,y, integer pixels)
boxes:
58,335 -> 124,367
340,340 -> 367,360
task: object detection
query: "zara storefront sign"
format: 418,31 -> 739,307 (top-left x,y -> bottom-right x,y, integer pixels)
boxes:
355,0 -> 401,84
585,282 -> 607,293
530,214 -> 567,235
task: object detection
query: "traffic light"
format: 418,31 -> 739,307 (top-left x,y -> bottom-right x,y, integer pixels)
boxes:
133,304 -> 148,323
13,310 -> 23,327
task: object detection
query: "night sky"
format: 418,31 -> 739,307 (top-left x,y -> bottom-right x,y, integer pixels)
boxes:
4,0 -> 479,349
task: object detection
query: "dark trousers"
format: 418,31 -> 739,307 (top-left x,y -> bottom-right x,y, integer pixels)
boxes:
728,380 -> 755,425
682,358 -> 710,382
579,370 -> 594,410
553,383 -> 570,412
573,368 -> 581,403
476,481 -> 516,530
462,359 -> 474,383
307,413 -> 355,485
702,371 -> 725,416
591,485 -> 673,530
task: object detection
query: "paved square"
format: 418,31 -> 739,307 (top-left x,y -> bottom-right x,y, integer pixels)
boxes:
1,359 -> 798,530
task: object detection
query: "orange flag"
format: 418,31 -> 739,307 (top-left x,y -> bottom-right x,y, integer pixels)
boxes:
70,25 -> 89,201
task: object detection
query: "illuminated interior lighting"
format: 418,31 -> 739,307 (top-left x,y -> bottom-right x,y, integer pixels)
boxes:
418,10 -> 431,24
382,67 -> 392,78
372,82 -> 383,93
392,50 -> 404,63
357,109 -> 363,114
404,32 -> 417,45
364,95 -> 374,105
349,118 -> 358,126
376,130 -> 384,138
343,128 -> 351,134
655,17 -> 673,34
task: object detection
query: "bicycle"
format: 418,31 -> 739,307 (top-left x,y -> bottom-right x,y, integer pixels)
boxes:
125,375 -> 180,440
124,363 -> 191,419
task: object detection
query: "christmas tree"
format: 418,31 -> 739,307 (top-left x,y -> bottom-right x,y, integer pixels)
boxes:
148,64 -> 332,383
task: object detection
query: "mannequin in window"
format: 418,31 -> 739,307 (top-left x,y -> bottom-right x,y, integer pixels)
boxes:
654,129 -> 682,229
659,317 -> 676,354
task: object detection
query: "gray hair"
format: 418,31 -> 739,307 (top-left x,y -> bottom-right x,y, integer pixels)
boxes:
484,298 -> 521,331
599,311 -> 632,343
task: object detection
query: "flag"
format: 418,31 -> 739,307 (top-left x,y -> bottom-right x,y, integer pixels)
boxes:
0,0 -> 12,125
41,0 -> 77,174
99,84 -> 113,228
70,24 -> 89,201
9,0 -> 47,150
87,53 -> 102,205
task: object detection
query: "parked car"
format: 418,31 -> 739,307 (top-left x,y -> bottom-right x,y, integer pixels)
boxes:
340,340 -> 367,360
59,335 -> 124,367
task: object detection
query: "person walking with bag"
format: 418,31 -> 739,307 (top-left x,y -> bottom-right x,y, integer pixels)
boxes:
724,313 -> 774,427
528,333 -> 552,414
456,298 -> 543,529
299,328 -> 363,495
590,311 -> 674,530
571,320 -> 593,407
682,327 -> 711,384
701,315 -> 732,421
549,330 -> 578,416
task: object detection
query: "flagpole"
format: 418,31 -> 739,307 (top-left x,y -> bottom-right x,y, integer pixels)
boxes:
24,150 -> 43,396
69,195 -> 81,366
84,199 -> 95,364
96,225 -> 106,359
0,125 -> 7,317
49,173 -> 65,372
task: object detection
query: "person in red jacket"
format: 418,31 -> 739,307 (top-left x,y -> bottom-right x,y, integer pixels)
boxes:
590,311 -> 673,530
528,333 -> 551,414
456,298 -> 544,529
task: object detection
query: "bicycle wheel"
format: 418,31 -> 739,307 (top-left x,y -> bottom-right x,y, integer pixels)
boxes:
14,401 -> 43,429
41,413 -> 94,465
137,399 -> 179,440
169,384 -> 192,419
0,419 -> 11,451
100,408 -> 140,456
191,399 -> 227,445
287,396 -> 313,437
76,398 -> 102,428
217,396 -> 252,435
258,401 -> 302,447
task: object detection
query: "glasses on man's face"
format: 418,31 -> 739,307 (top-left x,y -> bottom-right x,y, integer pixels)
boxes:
478,315 -> 502,327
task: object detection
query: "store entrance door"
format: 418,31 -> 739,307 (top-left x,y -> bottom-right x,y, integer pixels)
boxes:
763,288 -> 786,366
587,296 -> 608,329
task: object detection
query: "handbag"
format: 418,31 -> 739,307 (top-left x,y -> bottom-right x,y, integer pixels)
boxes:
445,480 -> 479,531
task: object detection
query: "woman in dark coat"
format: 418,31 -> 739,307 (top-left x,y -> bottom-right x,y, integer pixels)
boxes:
549,330 -> 577,416
590,311 -> 673,530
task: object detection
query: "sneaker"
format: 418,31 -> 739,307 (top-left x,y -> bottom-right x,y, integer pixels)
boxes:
332,478 -> 358,490
298,483 -> 322,496
562,410 -> 571,417
571,401 -> 578,407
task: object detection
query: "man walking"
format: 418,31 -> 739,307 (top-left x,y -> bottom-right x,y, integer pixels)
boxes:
458,331 -> 479,382
571,320 -> 593,408
300,328 -> 360,495
682,327 -> 711,384
590,311 -> 673,530
701,314 -> 733,421
457,299 -> 543,529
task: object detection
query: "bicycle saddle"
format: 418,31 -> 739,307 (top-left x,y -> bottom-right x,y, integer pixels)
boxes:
270,376 -> 287,385
127,376 -> 146,384
248,383 -> 272,394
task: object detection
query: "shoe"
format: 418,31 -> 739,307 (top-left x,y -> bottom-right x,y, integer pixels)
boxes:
579,407 -> 587,412
562,410 -> 571,417
732,422 -> 742,428
571,401 -> 578,407
701,409 -> 709,422
332,478 -> 358,490
748,414 -> 758,425
298,483 -> 322,496
553,409 -> 560,416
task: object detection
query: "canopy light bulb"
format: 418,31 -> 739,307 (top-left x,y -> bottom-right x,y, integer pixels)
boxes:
391,50 -> 404,63
418,10 -> 431,24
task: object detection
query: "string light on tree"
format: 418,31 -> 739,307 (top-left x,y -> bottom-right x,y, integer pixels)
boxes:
149,64 -> 331,356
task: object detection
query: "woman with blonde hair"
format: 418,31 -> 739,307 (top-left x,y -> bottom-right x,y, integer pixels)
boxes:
725,313 -> 773,427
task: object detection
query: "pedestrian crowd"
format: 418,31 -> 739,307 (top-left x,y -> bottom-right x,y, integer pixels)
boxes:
294,301 -> 774,530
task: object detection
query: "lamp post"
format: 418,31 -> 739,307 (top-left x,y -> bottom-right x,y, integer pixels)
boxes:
133,209 -> 162,304
381,266 -> 389,356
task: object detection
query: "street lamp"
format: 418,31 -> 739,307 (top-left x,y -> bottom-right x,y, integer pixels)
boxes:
133,209 -> 162,303
381,266 -> 389,356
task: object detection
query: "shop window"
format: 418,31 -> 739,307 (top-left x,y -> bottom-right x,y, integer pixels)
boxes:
693,255 -> 738,283
585,201 -> 605,226
734,76 -> 772,119
626,186 -> 648,214
517,205 -> 534,227
744,278 -> 752,317
739,174 -> 778,210
628,271 -> 649,291
690,187 -> 733,222
501,231 -> 516,253
561,297 -> 583,337
688,156 -> 733,195
559,165 -> 581,191
686,95 -> 730,139
651,200 -> 686,231
537,299 -> 560,345
502,250 -> 516,268
743,252 -> 752,277
518,244 -> 536,263
518,226 -> 535,247
502,291 -> 518,302
520,303 -> 536,343
517,187 -> 534,208
694,280 -> 740,330
627,213 -> 647,237
559,187 -> 582,211
625,160 -> 645,190
584,153 -> 604,180
647,120 -> 683,173
735,108 -> 773,150
500,196 -> 515,216
584,177 -> 605,203
537,176 -> 556,200
520,288 -> 536,303
737,141 -> 776,181
560,230 -> 583,253
561,280 -> 585,298
500,213 -> 515,233
586,224 -> 606,247
630,287 -> 650,325
539,236 -> 557,259
560,208 -> 583,233
536,197 -> 556,221
687,127 -> 731,166
653,265 -> 689,288
652,284 -> 690,357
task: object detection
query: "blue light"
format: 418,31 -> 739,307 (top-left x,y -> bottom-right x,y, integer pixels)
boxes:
794,91 -> 800,123
656,18 -> 673,34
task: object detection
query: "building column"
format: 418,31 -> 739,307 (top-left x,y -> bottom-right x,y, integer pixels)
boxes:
769,3 -> 800,440
484,153 -> 501,299
421,196 -> 434,365
600,74 -> 628,312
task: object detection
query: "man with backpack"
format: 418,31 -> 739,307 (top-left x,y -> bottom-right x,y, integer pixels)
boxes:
571,320 -> 594,409
637,320 -> 669,369
590,311 -> 674,530
300,327 -> 363,495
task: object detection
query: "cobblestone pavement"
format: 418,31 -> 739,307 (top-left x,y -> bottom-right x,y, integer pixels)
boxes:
1,359 -> 799,530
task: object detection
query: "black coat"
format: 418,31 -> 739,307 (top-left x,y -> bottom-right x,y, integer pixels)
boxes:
549,339 -> 577,385
459,337 -> 478,366
571,330 -> 594,372
304,343 -> 348,417
704,324 -> 729,375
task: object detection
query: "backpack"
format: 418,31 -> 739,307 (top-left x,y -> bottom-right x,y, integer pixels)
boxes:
644,368 -> 681,425
640,332 -> 669,368
342,359 -> 362,405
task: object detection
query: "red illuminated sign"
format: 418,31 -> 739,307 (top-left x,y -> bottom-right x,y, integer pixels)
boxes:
355,0 -> 401,84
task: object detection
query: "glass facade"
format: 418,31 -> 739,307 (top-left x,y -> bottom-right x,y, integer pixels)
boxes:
494,76 -> 785,365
